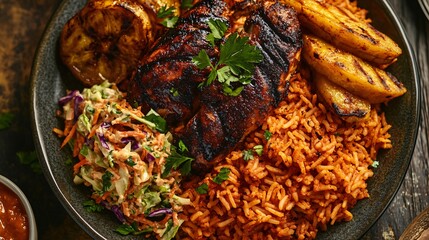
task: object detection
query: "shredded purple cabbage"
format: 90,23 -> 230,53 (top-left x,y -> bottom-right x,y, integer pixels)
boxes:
146,153 -> 155,162
111,205 -> 126,223
73,94 -> 83,121
97,133 -> 110,150
121,137 -> 140,151
147,208 -> 173,218
100,122 -> 111,129
58,90 -> 79,106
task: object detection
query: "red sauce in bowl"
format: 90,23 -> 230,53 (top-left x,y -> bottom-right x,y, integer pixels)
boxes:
0,182 -> 29,240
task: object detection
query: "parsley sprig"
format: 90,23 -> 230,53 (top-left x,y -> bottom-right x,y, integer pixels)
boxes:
212,167 -> 230,184
157,6 -> 179,28
242,145 -> 263,161
192,19 -> 263,96
162,140 -> 194,177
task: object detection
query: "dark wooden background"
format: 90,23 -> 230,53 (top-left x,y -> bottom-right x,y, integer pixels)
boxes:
0,0 -> 427,239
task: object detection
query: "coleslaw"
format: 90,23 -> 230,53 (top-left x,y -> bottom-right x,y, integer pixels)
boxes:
53,81 -> 192,239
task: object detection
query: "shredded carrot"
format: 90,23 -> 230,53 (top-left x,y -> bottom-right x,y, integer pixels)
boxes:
52,127 -> 64,137
92,108 -> 100,125
73,156 -> 88,174
87,124 -> 99,139
63,120 -> 74,136
61,123 -> 77,148
73,134 -> 85,157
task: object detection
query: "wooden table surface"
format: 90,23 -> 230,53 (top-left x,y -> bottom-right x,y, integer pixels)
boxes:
0,0 -> 427,239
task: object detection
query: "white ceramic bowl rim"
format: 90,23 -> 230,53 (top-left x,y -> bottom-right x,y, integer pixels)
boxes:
0,175 -> 38,240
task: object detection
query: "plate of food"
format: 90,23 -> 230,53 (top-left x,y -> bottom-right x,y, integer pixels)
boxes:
31,0 -> 420,239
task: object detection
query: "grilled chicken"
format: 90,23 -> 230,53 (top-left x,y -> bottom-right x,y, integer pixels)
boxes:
126,0 -> 230,124
59,0 -> 179,86
126,0 -> 302,172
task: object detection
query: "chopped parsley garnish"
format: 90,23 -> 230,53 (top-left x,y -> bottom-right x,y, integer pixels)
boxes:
170,87 -> 179,97
157,6 -> 175,18
264,130 -> 272,140
181,0 -> 193,10
178,140 -> 189,152
0,112 -> 14,130
195,183 -> 208,194
126,157 -> 136,167
16,151 -> 42,174
243,149 -> 254,161
212,167 -> 230,184
253,145 -> 263,156
115,222 -> 152,236
162,144 -> 194,177
157,6 -> 179,28
143,109 -> 167,133
83,199 -> 103,213
102,171 -> 113,192
207,19 -> 228,47
243,145 -> 263,161
192,19 -> 263,96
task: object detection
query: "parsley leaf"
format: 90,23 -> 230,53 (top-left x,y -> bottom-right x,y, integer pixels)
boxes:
193,50 -> 213,70
162,16 -> 179,28
243,149 -> 254,161
83,199 -> 103,213
195,183 -> 208,194
178,140 -> 189,152
253,145 -> 263,156
16,151 -> 42,174
207,19 -> 228,46
125,157 -> 136,167
157,6 -> 178,28
264,130 -> 272,140
192,24 -> 263,96
170,87 -> 179,97
102,171 -> 113,192
115,222 -> 152,236
212,167 -> 230,184
115,224 -> 136,236
143,109 -> 167,133
162,145 -> 194,177
157,6 -> 175,18
0,112 -> 14,130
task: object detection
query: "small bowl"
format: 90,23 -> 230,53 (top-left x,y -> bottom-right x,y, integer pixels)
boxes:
400,207 -> 429,240
0,175 -> 37,240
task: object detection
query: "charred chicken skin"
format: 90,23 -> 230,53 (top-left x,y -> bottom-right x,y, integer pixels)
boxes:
126,0 -> 302,172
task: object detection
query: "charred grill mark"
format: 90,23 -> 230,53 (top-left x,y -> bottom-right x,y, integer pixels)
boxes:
386,71 -> 404,88
368,24 -> 386,39
259,3 -> 302,45
332,103 -> 367,117
257,56 -> 283,104
353,58 -> 374,84
374,68 -> 390,91
335,61 -> 345,69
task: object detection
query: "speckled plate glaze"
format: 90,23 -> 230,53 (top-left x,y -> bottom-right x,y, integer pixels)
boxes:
30,0 -> 420,239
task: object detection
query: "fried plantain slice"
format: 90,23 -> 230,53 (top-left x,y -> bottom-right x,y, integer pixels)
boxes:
312,71 -> 371,122
282,0 -> 402,67
59,0 -> 178,86
302,34 -> 406,104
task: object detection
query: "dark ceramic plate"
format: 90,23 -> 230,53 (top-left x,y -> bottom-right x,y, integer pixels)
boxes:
30,0 -> 420,239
